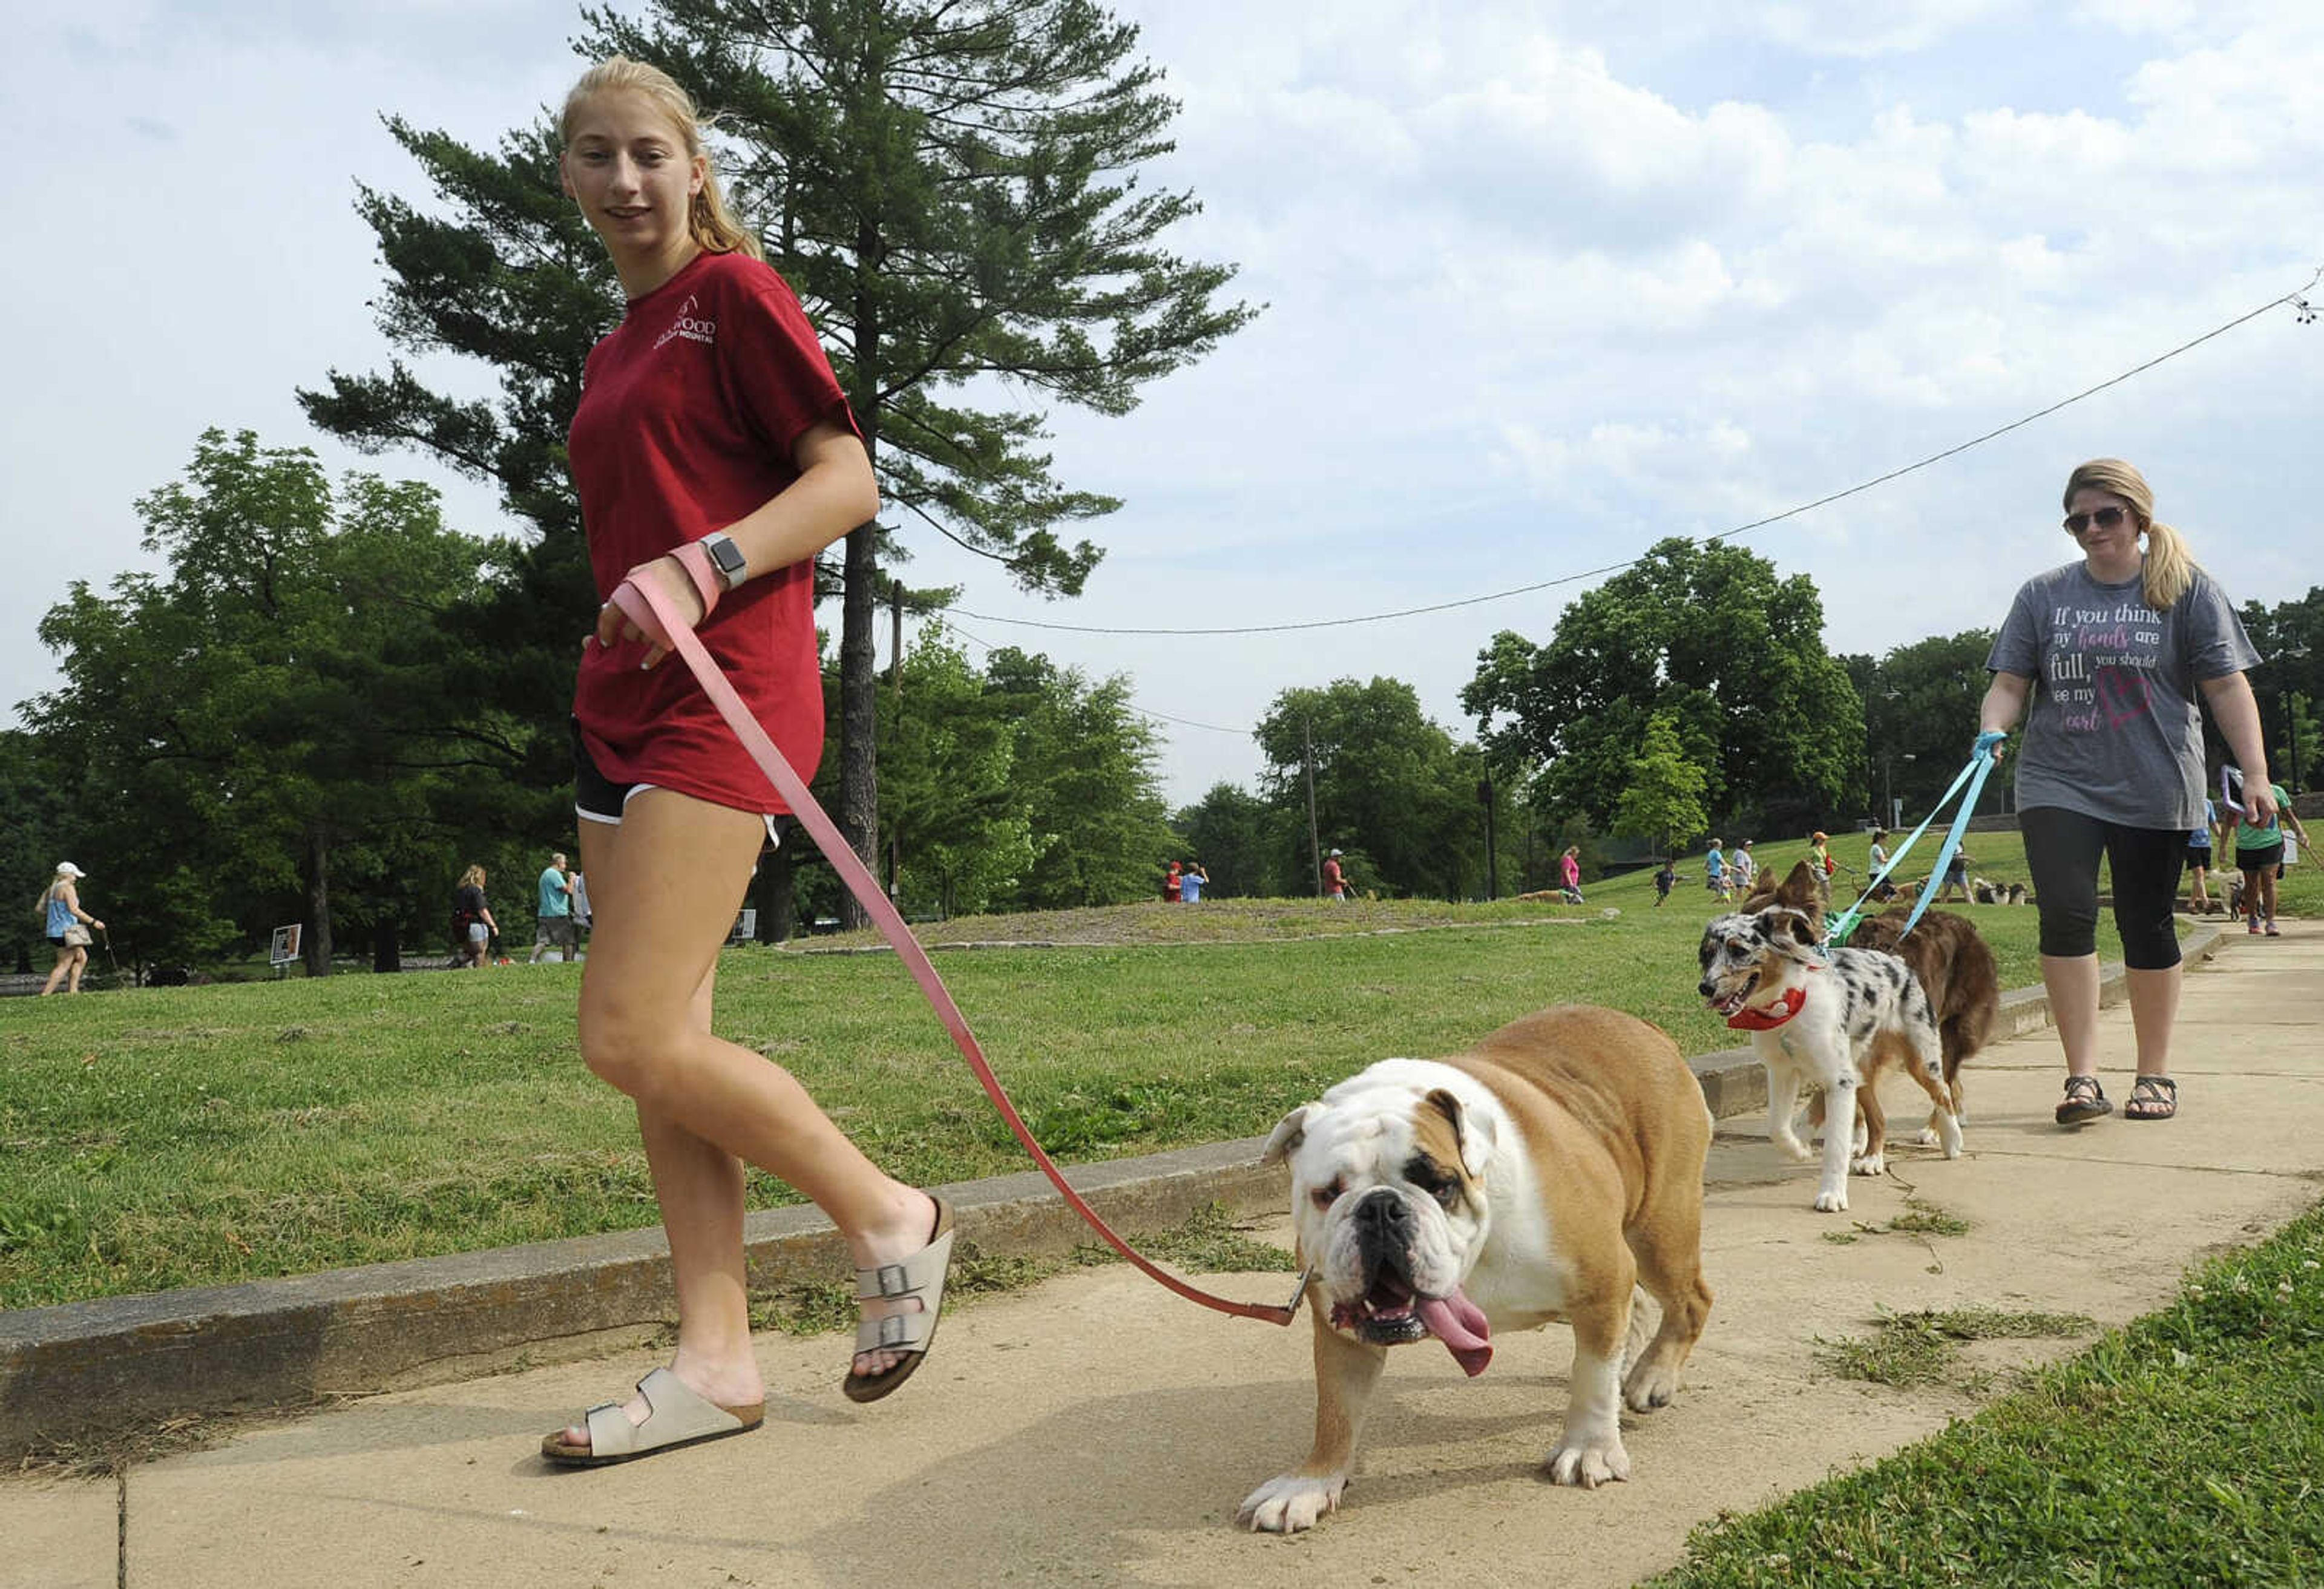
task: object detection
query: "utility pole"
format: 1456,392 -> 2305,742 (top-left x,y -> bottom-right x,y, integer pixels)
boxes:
1304,715 -> 1322,898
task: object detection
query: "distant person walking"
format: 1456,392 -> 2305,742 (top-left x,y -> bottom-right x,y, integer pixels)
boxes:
531,851 -> 579,963
1981,457 -> 2271,1127
1730,840 -> 1758,893
1322,848 -> 1347,903
1866,829 -> 1898,902
37,862 -> 103,996
1653,857 -> 1676,906
2231,768 -> 2312,937
1178,860 -> 1209,903
2186,798 -> 2220,915
1558,845 -> 1584,903
1704,839 -> 1728,900
1163,860 -> 1183,903
453,865 -> 497,969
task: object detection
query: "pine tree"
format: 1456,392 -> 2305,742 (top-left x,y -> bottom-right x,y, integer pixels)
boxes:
306,2 -> 1255,919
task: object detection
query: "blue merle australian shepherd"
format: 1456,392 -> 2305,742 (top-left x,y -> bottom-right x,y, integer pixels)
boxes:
1697,861 -> 1962,1211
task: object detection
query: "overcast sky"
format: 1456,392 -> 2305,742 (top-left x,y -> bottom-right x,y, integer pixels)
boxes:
8,1 -> 2320,810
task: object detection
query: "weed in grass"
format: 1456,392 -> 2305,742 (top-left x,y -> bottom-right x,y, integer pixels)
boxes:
1822,1231 -> 1860,1245
1884,1199 -> 1972,1237
1816,1306 -> 2096,1391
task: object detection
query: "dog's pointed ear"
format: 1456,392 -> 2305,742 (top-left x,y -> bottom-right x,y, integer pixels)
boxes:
1261,1103 -> 1318,1167
1424,1087 -> 1496,1179
1779,860 -> 1819,902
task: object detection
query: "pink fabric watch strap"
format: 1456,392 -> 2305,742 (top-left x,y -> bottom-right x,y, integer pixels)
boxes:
668,541 -> 723,620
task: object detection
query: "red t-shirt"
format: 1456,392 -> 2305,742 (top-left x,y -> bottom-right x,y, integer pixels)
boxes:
567,249 -> 858,813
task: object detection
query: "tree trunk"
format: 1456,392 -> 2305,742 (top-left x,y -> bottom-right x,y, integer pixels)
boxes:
372,917 -> 401,974
760,828 -> 796,943
301,827 -> 333,977
837,209 -> 882,929
838,519 -> 879,929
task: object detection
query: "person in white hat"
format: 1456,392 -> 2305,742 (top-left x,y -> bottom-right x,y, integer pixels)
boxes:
38,863 -> 105,996
1322,848 -> 1347,903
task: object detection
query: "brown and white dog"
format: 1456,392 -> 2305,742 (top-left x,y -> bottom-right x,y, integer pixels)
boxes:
1238,1006 -> 1713,1533
1698,862 -> 1963,1211
1843,902 -> 2000,1142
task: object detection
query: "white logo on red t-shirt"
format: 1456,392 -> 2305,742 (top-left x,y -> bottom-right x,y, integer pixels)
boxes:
654,294 -> 717,350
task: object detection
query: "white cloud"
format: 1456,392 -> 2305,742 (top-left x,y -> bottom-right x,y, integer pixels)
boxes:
7,2 -> 2323,814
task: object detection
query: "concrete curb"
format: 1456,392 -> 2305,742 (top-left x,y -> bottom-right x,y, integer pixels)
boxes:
0,925 -> 2222,1457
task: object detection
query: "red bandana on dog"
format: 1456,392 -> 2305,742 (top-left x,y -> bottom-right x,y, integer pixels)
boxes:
1725,985 -> 1808,1030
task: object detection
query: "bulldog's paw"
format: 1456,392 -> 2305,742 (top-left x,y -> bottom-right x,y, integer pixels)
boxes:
1622,1354 -> 1683,1412
1850,1152 -> 1886,1177
1813,1185 -> 1850,1213
1771,1131 -> 1816,1163
1237,1473 -> 1345,1533
1545,1433 -> 1632,1488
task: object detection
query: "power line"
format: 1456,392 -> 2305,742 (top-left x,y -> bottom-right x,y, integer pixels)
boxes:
940,618 -> 1255,736
945,266 -> 2322,640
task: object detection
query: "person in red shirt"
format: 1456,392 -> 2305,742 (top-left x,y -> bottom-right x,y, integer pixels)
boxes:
1163,860 -> 1182,902
1322,848 -> 1347,902
540,56 -> 951,1467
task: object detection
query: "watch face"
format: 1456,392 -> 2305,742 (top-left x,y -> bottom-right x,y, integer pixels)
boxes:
706,535 -> 746,585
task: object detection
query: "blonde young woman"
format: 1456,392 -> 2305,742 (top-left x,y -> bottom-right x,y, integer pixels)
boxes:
451,865 -> 497,969
1980,459 -> 2274,1127
38,862 -> 103,995
539,57 -> 950,1466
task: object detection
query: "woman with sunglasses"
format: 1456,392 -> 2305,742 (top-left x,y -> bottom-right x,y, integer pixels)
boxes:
1977,459 -> 2274,1125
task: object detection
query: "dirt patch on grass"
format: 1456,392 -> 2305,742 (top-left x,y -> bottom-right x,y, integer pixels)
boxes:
783,896 -> 1600,952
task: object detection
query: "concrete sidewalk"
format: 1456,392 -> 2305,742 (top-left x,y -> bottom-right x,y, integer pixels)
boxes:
7,922 -> 2322,1588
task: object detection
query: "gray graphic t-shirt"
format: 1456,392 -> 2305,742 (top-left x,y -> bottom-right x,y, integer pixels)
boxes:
1987,562 -> 2259,828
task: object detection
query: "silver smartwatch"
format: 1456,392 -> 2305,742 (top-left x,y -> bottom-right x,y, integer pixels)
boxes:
698,531 -> 749,592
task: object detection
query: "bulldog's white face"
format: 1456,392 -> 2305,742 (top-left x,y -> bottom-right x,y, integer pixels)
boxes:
1264,1061 -> 1499,1366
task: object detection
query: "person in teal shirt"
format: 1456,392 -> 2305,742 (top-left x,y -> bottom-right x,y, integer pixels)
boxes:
531,851 -> 578,963
2231,775 -> 2313,937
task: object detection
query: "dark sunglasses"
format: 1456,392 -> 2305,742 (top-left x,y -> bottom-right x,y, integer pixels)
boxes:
2063,505 -> 2132,534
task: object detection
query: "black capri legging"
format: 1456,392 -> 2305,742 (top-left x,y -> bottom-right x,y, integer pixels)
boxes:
2018,806 -> 2188,969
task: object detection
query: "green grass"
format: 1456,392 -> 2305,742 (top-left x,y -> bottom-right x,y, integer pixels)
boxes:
1647,1198 -> 2324,1588
0,858 -> 2210,1309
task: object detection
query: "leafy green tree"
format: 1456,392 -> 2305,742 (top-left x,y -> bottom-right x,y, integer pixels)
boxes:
27,431 -> 509,972
980,648 -> 1175,908
1462,538 -> 1864,836
0,731 -> 86,975
1172,782 -> 1290,899
877,632 -> 1032,916
1613,711 -> 1710,858
1255,680 -> 1483,900
2239,591 -> 2324,794
1840,628 -> 1999,824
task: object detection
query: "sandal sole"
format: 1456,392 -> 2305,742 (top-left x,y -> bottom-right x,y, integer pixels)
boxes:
539,1413 -> 764,1468
842,1196 -> 954,1405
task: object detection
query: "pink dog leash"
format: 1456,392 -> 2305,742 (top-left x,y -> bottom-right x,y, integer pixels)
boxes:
612,571 -> 1304,1327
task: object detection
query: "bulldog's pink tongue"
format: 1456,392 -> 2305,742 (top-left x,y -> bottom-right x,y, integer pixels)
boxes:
1417,1289 -> 1492,1376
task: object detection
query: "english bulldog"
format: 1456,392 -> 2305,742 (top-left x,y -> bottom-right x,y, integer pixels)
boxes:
1236,1004 -> 1715,1533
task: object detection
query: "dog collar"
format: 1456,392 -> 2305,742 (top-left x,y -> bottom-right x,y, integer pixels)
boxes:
1726,983 -> 1808,1030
